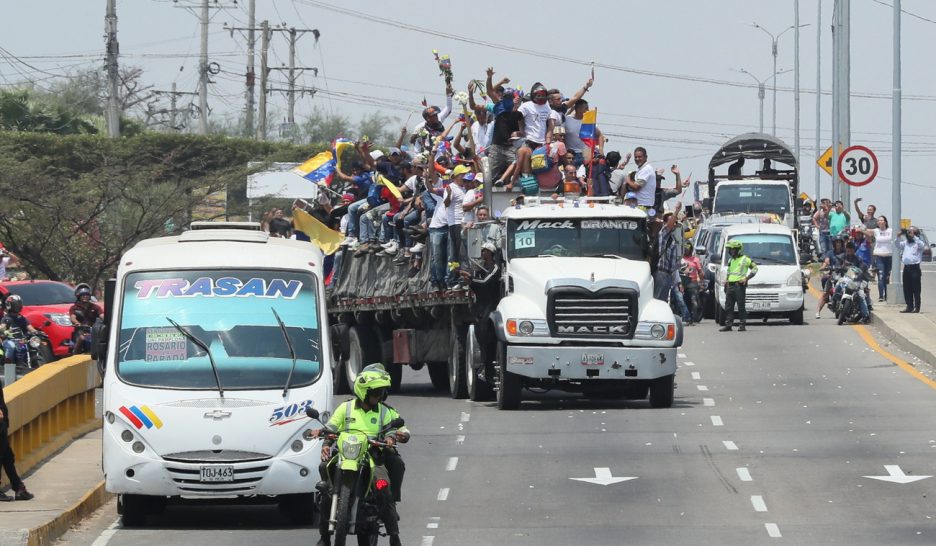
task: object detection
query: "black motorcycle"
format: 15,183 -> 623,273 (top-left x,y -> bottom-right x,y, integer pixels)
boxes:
5,326 -> 53,370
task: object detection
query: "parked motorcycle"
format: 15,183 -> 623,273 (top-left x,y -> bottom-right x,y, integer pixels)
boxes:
837,266 -> 870,325
307,407 -> 404,546
5,326 -> 53,369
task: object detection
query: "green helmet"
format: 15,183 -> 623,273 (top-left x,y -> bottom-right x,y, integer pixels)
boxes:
725,239 -> 743,252
354,363 -> 392,401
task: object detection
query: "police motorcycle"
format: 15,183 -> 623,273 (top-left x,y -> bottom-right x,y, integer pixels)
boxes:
836,265 -> 871,325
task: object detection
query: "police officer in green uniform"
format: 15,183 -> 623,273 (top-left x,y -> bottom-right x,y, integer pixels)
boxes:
315,364 -> 410,546
720,239 -> 758,332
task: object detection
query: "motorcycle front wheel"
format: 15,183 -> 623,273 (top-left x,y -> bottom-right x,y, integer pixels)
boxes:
334,471 -> 356,546
838,299 -> 852,326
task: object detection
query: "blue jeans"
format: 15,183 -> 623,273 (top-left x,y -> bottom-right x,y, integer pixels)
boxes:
873,255 -> 892,300
429,227 -> 448,287
359,209 -> 379,242
3,339 -> 18,362
670,285 -> 691,322
447,225 -> 464,287
819,231 -> 833,260
381,213 -> 395,244
345,200 -> 367,238
400,210 -> 420,247
857,290 -> 870,320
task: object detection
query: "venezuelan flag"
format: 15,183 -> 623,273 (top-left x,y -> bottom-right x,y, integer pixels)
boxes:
333,138 -> 355,175
375,173 -> 403,201
292,151 -> 336,185
292,207 -> 344,255
579,108 -> 598,150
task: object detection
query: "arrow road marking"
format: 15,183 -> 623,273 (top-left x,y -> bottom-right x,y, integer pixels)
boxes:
569,467 -> 638,486
863,465 -> 932,484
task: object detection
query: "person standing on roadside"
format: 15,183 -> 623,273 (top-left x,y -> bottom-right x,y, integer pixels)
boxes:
866,216 -> 893,302
0,379 -> 34,501
854,198 -> 878,229
719,239 -> 758,332
813,199 -> 833,260
897,226 -> 925,313
828,200 -> 849,238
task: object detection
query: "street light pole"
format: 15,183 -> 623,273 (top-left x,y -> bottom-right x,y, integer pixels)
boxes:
752,22 -> 810,137
739,68 -> 791,135
891,0 -> 903,305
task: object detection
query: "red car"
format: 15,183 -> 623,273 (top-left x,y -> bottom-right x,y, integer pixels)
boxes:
0,280 -> 86,358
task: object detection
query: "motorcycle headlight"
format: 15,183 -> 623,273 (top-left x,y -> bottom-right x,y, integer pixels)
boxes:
339,435 -> 363,460
44,313 -> 72,326
28,337 -> 42,348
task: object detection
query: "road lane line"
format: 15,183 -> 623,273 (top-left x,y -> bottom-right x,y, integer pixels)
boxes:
682,361 -> 696,366
703,398 -> 715,407
711,416 -> 724,426
446,457 -> 458,471
697,385 -> 709,391
90,520 -> 120,546
751,495 -> 768,512
427,517 -> 441,529
723,440 -> 739,450
691,371 -> 701,380
678,353 -> 687,358
421,536 -> 435,546
455,435 -> 466,445
460,412 -> 471,422
437,488 -> 449,501
737,468 -> 752,482
765,523 -> 782,538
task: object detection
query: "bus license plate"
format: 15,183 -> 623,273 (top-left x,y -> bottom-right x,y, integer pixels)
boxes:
581,354 -> 604,366
200,465 -> 235,482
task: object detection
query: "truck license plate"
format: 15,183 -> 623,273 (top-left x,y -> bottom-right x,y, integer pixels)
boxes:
200,465 -> 235,482
581,354 -> 605,366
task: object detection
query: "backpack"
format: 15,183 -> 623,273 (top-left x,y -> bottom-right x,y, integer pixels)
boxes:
530,146 -> 552,174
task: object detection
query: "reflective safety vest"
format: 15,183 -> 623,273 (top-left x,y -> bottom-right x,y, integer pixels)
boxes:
727,254 -> 757,283
325,399 -> 408,437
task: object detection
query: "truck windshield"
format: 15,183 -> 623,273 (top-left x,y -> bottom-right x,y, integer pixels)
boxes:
726,234 -> 797,266
714,185 -> 791,215
507,218 -> 649,260
116,270 -> 322,391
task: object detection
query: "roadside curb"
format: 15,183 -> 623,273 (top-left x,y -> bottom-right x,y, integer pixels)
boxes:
869,313 -> 936,367
25,480 -> 112,546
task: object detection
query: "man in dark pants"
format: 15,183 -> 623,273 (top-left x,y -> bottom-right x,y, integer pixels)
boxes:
897,227 -> 925,313
1,379 -> 34,501
720,239 -> 758,332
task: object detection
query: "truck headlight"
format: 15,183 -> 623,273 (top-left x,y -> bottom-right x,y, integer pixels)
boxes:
635,322 -> 677,341
650,324 -> 666,339
518,320 -> 534,335
506,319 -> 548,337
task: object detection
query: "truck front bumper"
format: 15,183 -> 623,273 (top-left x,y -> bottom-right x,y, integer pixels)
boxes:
506,345 -> 677,380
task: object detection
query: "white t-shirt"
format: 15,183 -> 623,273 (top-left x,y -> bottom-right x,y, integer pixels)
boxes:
634,162 -> 657,206
471,121 -> 490,152
445,183 -> 466,225
403,175 -> 422,194
564,116 -> 585,152
428,192 -> 448,229
518,101 -> 553,144
609,169 -> 628,194
872,227 -> 893,256
462,188 -> 479,225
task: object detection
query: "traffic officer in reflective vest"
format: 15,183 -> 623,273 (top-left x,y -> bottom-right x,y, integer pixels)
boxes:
720,239 -> 758,332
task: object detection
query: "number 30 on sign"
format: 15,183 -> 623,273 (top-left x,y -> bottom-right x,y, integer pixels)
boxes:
837,145 -> 878,187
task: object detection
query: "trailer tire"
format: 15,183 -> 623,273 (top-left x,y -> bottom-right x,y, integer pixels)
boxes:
388,363 -> 403,392
467,325 -> 494,401
346,326 -> 379,388
448,323 -> 468,399
427,362 -> 449,391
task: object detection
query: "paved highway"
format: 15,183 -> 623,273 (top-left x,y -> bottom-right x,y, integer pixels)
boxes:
59,300 -> 936,545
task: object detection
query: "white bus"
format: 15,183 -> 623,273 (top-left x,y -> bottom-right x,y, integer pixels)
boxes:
95,222 -> 333,526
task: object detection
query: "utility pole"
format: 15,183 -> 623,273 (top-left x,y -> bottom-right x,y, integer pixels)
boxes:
794,0 -> 801,174
814,0 -> 822,198
105,0 -> 120,138
257,20 -> 270,140
246,0 -> 256,136
840,0 -> 851,205
268,26 -> 319,139
831,2 -> 841,203
151,85 -> 198,132
891,0 -> 903,304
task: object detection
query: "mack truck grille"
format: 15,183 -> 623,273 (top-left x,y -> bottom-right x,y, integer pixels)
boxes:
547,287 -> 637,339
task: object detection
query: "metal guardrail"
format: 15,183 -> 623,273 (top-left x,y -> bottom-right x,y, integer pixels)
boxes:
4,356 -> 101,476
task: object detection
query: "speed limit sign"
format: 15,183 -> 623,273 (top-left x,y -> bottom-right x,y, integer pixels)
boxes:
837,145 -> 878,187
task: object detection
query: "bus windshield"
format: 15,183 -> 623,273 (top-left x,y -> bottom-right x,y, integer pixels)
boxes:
714,184 -> 791,215
116,270 -> 322,391
507,218 -> 649,260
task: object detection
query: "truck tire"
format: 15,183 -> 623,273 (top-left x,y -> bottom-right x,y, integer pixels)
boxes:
448,324 -> 468,399
648,374 -> 675,408
388,363 -> 403,392
332,358 -> 351,395
427,362 -> 449,391
496,342 -> 521,410
466,325 -> 494,401
347,326 -> 378,388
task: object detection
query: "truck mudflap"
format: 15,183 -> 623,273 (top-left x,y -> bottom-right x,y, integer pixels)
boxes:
505,345 -> 677,380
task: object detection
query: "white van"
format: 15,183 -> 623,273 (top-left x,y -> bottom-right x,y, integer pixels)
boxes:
96,222 -> 333,526
713,223 -> 806,324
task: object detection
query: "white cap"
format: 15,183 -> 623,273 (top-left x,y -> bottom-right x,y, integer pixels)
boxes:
370,150 -> 385,160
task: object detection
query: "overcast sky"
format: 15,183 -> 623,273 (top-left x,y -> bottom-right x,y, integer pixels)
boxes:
3,0 -> 936,230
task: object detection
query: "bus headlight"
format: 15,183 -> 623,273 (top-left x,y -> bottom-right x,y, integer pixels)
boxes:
291,440 -> 304,453
121,430 -> 134,443
302,429 -> 316,441
131,441 -> 145,454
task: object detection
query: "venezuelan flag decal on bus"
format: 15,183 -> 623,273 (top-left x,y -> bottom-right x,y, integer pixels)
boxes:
119,405 -> 164,430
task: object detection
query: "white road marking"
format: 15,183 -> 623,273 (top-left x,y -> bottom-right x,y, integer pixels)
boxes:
437,488 -> 450,501
421,537 -> 435,546
765,523 -> 782,538
90,520 -> 120,546
691,371 -> 701,380
678,353 -> 687,358
427,517 -> 441,529
703,398 -> 715,407
460,412 -> 471,422
697,385 -> 709,391
446,457 -> 458,471
737,468 -> 752,482
751,495 -> 768,512
683,361 -> 696,366
711,416 -> 724,426
723,440 -> 739,451
455,435 -> 466,445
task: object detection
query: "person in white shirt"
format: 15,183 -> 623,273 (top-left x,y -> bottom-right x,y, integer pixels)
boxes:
510,83 -> 555,187
624,146 -> 656,208
865,216 -> 893,302
444,165 -> 471,288
897,226 -> 926,313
